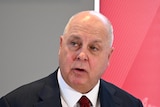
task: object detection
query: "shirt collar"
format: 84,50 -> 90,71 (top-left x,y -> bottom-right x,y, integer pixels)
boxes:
57,69 -> 100,107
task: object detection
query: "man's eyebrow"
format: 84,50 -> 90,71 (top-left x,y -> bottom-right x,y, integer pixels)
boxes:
92,39 -> 103,44
68,35 -> 103,44
69,35 -> 81,40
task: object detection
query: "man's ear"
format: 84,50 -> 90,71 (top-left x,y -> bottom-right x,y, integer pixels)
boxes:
58,36 -> 63,55
60,36 -> 63,47
108,47 -> 114,60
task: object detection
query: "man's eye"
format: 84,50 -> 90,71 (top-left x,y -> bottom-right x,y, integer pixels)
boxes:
71,41 -> 78,47
90,46 -> 99,51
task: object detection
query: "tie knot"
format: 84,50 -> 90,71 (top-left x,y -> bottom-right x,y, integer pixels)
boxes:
78,96 -> 91,107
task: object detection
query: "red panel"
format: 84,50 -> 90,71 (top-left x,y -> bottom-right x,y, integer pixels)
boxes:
123,6 -> 160,106
100,0 -> 160,106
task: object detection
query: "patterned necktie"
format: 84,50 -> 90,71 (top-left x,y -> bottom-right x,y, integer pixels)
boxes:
78,96 -> 91,107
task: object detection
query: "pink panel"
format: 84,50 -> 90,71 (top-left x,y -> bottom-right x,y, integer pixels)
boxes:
100,0 -> 160,106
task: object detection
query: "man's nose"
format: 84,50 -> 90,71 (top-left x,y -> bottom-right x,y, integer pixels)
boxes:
76,49 -> 89,61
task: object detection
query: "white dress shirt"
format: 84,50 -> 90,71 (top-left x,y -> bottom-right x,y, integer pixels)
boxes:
57,69 -> 100,107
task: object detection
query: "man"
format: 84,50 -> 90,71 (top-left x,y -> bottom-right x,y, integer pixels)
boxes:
0,11 -> 143,107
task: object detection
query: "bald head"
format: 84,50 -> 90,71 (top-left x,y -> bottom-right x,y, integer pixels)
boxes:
63,10 -> 114,47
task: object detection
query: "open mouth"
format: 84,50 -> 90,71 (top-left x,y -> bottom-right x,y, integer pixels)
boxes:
73,68 -> 86,72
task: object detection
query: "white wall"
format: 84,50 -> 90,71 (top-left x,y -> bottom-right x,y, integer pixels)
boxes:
0,0 -> 93,97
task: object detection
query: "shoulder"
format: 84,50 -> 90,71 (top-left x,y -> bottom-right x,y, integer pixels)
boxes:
0,71 -> 58,107
100,79 -> 143,106
0,76 -> 46,106
6,76 -> 46,98
100,79 -> 136,98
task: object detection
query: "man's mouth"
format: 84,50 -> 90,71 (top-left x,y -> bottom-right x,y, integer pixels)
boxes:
73,68 -> 86,72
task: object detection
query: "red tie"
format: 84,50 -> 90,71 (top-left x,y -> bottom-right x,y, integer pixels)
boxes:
78,96 -> 91,107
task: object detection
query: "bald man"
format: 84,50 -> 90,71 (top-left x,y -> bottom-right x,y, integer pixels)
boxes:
0,11 -> 143,107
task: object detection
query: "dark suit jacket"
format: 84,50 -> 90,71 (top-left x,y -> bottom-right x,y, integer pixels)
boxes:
0,68 -> 143,107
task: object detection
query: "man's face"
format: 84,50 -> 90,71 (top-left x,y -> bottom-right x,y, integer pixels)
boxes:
58,15 -> 113,93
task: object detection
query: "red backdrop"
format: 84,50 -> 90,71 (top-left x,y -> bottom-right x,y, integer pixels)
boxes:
100,0 -> 160,107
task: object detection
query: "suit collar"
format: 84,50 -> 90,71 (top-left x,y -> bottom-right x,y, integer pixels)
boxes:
34,69 -> 62,107
99,79 -> 123,107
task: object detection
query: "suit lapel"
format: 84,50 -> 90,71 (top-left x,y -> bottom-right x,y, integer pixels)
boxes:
34,69 -> 62,107
99,79 -> 123,107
